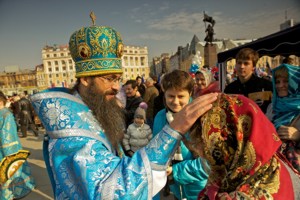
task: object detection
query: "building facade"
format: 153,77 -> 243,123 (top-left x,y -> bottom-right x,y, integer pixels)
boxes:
42,44 -> 76,88
0,66 -> 37,96
122,45 -> 150,81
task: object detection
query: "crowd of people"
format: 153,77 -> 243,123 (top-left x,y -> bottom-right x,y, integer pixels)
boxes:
1,15 -> 299,200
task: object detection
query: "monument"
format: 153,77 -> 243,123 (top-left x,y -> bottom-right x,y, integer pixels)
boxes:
203,12 -> 217,68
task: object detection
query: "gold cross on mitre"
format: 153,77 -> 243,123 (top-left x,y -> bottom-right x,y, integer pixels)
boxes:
90,11 -> 96,26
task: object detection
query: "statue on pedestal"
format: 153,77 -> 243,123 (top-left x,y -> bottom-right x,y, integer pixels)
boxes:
203,12 -> 215,45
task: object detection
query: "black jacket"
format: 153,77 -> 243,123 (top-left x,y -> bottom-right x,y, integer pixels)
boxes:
224,74 -> 273,113
17,97 -> 35,124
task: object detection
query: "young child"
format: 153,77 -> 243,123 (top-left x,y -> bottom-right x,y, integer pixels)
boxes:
122,103 -> 152,157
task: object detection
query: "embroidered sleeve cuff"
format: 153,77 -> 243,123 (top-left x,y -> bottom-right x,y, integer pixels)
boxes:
163,125 -> 183,140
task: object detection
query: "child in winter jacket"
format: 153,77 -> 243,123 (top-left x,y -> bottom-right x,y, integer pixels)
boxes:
122,103 -> 152,157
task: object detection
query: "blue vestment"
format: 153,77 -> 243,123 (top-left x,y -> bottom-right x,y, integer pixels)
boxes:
0,108 -> 35,199
30,88 -> 181,199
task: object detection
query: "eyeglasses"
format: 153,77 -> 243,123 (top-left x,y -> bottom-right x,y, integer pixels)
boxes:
97,76 -> 122,84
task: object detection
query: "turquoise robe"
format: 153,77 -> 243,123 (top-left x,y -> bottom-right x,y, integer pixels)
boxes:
153,108 -> 209,200
0,108 -> 36,199
30,88 -> 182,199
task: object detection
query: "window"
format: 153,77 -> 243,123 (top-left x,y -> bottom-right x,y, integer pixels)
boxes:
61,53 -> 64,57
47,54 -> 50,58
55,61 -> 58,65
54,54 -> 57,57
124,57 -> 128,66
69,65 -> 73,70
135,57 -> 139,65
141,57 -> 145,66
56,74 -> 59,78
62,60 -> 66,65
69,59 -> 72,64
63,66 -> 66,71
63,73 -> 66,77
55,67 -> 59,71
49,74 -> 52,78
47,61 -> 51,66
48,68 -> 52,72
130,57 -> 134,65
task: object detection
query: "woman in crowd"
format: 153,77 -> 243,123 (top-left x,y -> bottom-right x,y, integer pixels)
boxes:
193,69 -> 219,98
271,63 -> 300,172
188,93 -> 300,199
153,70 -> 210,200
0,91 -> 35,199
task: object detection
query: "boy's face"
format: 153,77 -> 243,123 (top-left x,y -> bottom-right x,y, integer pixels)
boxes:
164,88 -> 190,113
235,59 -> 254,80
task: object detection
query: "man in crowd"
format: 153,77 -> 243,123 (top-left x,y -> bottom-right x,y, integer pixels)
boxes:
30,14 -> 218,199
143,77 -> 159,129
224,48 -> 272,113
123,80 -> 143,128
17,92 -> 39,137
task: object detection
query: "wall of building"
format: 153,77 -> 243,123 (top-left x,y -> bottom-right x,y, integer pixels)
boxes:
122,45 -> 150,81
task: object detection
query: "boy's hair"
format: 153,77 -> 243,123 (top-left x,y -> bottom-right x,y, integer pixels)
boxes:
161,70 -> 194,93
236,48 -> 259,66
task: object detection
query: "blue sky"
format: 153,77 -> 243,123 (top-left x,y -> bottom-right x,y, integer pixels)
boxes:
0,0 -> 299,71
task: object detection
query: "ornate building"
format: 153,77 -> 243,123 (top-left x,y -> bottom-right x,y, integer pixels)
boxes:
0,66 -> 37,96
42,44 -> 76,88
122,45 -> 150,81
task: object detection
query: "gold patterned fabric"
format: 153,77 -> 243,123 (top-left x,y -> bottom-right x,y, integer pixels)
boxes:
190,94 -> 295,199
0,150 -> 30,184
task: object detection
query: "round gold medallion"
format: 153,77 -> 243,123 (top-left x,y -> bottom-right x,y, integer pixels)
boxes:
78,43 -> 91,59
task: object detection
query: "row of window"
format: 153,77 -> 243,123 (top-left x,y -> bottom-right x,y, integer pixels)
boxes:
124,50 -> 146,54
123,56 -> 146,66
47,59 -> 73,67
124,68 -> 146,72
48,73 -> 73,78
2,76 -> 35,81
48,65 -> 74,72
45,52 -> 71,58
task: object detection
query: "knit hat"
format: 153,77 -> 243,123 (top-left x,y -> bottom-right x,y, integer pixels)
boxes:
134,102 -> 147,120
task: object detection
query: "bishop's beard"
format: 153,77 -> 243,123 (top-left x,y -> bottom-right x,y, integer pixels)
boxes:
80,81 -> 125,150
